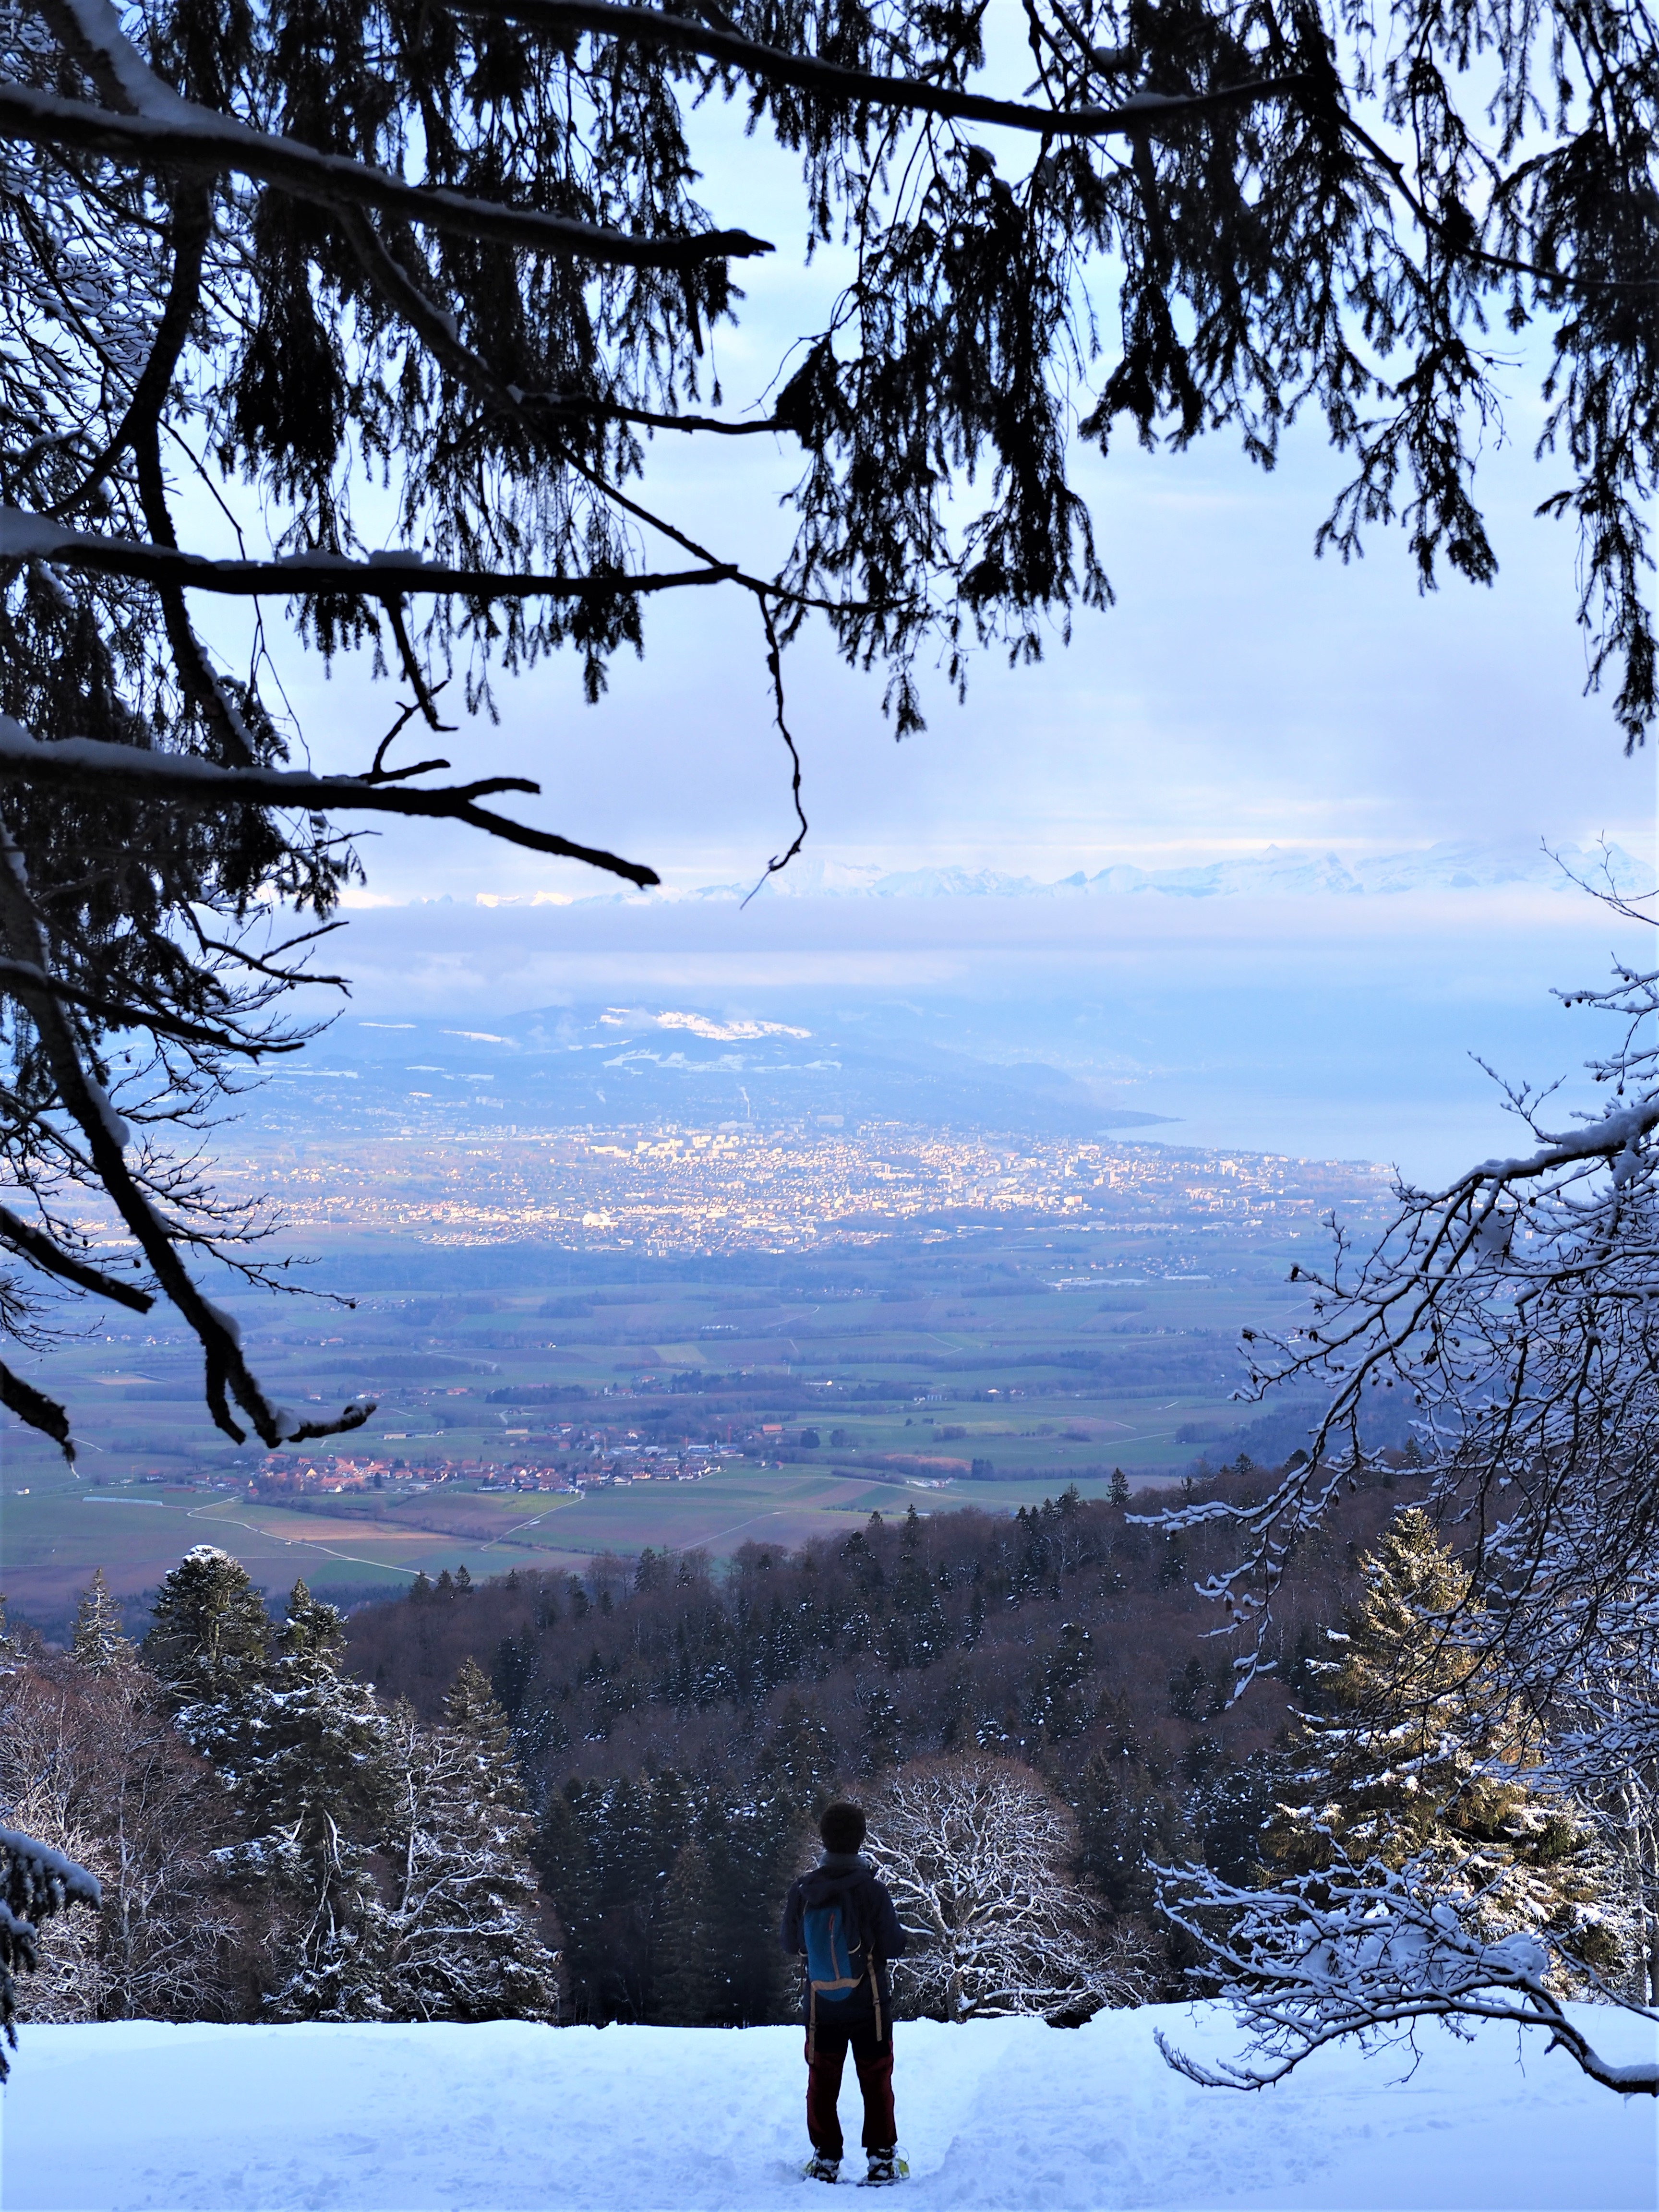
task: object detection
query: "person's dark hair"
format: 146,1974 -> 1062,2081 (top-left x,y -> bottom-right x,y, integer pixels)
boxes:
819,1802 -> 866,1854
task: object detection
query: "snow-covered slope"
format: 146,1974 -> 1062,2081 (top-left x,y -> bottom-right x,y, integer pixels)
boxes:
5,2005 -> 1654,2211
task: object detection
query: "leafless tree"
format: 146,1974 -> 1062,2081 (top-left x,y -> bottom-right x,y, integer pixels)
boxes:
864,1754 -> 1152,2020
0,1637 -> 247,2022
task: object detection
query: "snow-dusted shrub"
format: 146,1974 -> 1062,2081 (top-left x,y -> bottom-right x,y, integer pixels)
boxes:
864,1755 -> 1151,2020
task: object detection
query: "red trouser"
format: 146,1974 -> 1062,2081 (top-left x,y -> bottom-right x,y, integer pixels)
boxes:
805,2014 -> 896,2159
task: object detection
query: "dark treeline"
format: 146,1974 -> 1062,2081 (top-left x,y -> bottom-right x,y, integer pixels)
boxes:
345,1472 -> 1415,2022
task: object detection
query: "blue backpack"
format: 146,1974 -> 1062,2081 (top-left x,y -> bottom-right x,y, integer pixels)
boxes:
803,1894 -> 868,2001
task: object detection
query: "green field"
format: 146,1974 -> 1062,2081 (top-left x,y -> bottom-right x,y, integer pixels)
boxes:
0,1216 -> 1330,1630
4,1459 -> 1183,1625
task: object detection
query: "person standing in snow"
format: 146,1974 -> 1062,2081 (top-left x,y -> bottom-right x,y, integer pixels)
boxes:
780,1801 -> 908,2187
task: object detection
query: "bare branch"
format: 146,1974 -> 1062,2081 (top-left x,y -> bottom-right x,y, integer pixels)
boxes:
456,1 -> 1308,142
0,718 -> 661,887
0,823 -> 374,1449
0,1354 -> 75,1457
0,956 -> 299,1056
0,1202 -> 152,1310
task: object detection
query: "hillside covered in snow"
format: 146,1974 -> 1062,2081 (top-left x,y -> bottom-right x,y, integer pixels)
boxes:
5,2005 -> 1654,2211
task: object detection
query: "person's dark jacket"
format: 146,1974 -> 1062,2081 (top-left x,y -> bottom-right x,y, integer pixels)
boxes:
780,1852 -> 907,2025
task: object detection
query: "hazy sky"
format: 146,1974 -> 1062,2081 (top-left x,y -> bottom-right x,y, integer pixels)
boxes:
240,53 -> 1656,905
282,405 -> 1656,905
194,26 -> 1659,1176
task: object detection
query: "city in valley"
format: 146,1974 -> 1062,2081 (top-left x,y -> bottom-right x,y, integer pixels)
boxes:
224,1123 -> 1390,1251
1,1121 -> 1391,1635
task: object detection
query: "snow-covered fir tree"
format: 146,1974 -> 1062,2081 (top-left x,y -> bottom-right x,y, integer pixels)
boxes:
1264,1510 -> 1623,1986
143,1546 -> 273,1706
205,1579 -> 397,2019
376,1660 -> 560,2022
71,1571 -> 134,1672
758,1695 -> 841,1802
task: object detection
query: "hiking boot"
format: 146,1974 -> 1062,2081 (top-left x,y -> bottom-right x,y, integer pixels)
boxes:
803,2152 -> 841,2184
862,2150 -> 907,2187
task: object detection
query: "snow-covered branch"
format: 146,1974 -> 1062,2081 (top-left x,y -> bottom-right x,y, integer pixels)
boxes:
0,1821 -> 100,2079
7,1 -> 771,270
0,720 -> 660,887
0,510 -> 738,604
1156,1853 -> 1659,2097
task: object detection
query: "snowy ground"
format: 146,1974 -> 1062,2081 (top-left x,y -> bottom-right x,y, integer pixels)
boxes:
4,2004 -> 1655,2211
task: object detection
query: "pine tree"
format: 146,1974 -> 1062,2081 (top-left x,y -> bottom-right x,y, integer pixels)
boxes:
652,1834 -> 726,2026
378,1660 -> 560,2022
654,1792 -> 798,2027
210,1579 -> 397,2019
537,1772 -> 689,2022
1266,1511 -> 1621,1984
70,1571 -> 133,1672
142,1547 -> 271,1707
760,1695 -> 840,1803
861,1687 -> 901,1774
1033,1622 -> 1094,1743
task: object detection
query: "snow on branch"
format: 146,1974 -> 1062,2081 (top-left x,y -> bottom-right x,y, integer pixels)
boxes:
7,1 -> 771,270
0,510 -> 740,605
0,1822 -> 100,2080
1156,1852 -> 1659,2098
0,719 -> 661,888
457,0 -> 1310,141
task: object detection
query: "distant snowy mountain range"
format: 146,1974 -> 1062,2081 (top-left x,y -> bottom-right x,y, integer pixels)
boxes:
529,839 -> 1654,906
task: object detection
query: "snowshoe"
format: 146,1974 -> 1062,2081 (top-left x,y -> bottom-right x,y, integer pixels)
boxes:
860,2152 -> 908,2188
802,2153 -> 842,2184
